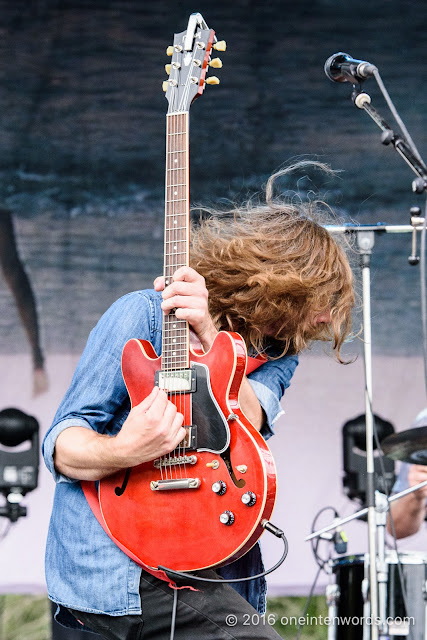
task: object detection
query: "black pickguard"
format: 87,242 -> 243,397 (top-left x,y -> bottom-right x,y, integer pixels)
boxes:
190,363 -> 230,453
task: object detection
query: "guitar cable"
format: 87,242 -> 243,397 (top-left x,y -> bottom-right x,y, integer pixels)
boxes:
159,520 -> 288,584
163,522 -> 288,640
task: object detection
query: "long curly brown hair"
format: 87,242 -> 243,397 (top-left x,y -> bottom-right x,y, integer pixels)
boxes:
190,164 -> 355,361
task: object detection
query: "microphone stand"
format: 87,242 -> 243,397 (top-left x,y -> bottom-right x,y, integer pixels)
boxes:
351,86 -> 427,194
358,228 -> 381,640
326,76 -> 427,635
321,222 -> 424,640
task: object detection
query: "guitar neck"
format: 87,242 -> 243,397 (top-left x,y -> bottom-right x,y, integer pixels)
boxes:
162,111 -> 190,370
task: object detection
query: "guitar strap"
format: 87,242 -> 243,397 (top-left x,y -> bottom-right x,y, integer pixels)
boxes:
81,354 -> 266,588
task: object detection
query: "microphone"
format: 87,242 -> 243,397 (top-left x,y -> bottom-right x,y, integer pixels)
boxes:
324,52 -> 377,83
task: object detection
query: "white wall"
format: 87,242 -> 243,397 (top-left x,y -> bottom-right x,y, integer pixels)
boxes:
0,350 -> 425,595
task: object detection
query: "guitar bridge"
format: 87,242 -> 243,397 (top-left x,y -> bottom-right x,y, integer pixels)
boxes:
150,478 -> 201,491
153,454 -> 197,469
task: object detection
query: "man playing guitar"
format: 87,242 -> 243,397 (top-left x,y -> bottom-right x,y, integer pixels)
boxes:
43,168 -> 354,639
43,15 -> 354,639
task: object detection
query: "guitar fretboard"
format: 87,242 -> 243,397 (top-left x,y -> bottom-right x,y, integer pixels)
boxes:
162,111 -> 190,371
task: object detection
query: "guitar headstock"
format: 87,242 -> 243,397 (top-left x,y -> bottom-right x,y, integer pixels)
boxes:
163,13 -> 226,113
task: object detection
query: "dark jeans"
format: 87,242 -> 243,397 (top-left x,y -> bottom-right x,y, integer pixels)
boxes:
69,570 -> 282,640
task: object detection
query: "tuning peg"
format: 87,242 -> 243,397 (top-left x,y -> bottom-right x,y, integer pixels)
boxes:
165,64 -> 171,75
166,46 -> 174,56
213,41 -> 226,52
162,81 -> 169,92
209,58 -> 223,69
206,76 -> 220,85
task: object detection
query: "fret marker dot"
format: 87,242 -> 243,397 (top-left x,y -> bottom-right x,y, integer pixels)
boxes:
174,245 -> 177,250
174,191 -> 178,195
174,159 -> 178,164
174,220 -> 177,224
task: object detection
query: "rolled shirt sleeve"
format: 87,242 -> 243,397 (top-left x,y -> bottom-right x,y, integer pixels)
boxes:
247,355 -> 298,440
43,418 -> 94,484
42,291 -> 162,483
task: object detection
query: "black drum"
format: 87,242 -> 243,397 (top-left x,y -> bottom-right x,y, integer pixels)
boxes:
330,551 -> 427,640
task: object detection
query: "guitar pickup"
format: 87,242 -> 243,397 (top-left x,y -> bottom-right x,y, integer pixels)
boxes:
155,368 -> 196,393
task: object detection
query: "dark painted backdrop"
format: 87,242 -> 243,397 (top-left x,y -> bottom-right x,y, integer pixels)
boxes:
0,0 -> 426,365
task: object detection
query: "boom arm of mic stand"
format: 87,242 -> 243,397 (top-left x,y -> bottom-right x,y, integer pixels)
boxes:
351,88 -> 427,191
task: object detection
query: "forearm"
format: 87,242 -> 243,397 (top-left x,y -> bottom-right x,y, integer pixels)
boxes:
238,376 -> 265,430
53,389 -> 186,482
388,493 -> 427,538
54,426 -> 122,481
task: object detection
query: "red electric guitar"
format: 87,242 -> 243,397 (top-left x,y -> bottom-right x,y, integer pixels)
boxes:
97,14 -> 276,573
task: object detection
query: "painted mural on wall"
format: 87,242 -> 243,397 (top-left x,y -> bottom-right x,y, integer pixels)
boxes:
0,0 -> 425,368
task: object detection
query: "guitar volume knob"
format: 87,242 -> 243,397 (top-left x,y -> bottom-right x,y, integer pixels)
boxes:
212,480 -> 227,495
241,491 -> 257,506
219,510 -> 235,525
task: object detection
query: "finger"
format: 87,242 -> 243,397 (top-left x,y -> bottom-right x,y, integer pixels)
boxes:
146,388 -> 169,416
172,266 -> 204,284
161,295 -> 205,313
162,280 -> 206,301
171,415 -> 186,445
153,276 -> 165,291
135,387 -> 160,413
174,308 -> 205,324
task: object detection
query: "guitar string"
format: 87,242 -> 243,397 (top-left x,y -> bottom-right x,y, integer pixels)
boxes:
175,110 -> 180,481
180,110 -> 188,481
166,111 -> 185,481
169,51 -> 210,481
179,110 -> 189,481
167,111 -> 176,482
180,110 -> 186,481
164,111 -> 178,480
164,109 -> 194,479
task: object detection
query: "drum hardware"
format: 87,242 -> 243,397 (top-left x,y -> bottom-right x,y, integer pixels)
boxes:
330,551 -> 427,640
306,482 -> 427,544
326,583 -> 341,640
382,427 -> 427,465
308,483 -> 427,640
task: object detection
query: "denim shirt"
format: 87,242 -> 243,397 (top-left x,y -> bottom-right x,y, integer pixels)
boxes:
42,290 -> 298,628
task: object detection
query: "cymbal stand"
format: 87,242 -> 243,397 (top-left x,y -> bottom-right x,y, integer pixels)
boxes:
306,481 -> 427,542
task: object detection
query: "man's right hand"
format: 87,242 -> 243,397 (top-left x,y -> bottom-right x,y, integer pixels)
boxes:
54,387 -> 185,481
111,387 -> 185,467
